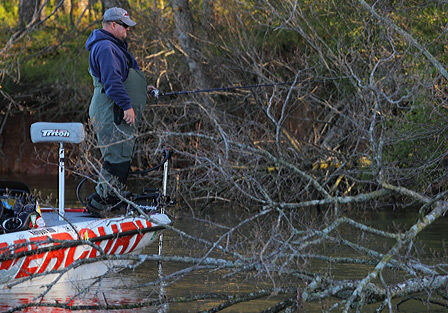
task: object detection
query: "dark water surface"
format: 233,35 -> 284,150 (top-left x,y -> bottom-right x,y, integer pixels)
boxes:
1,174 -> 448,312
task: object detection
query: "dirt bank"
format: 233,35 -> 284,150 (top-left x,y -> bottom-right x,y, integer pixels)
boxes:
0,113 -> 61,175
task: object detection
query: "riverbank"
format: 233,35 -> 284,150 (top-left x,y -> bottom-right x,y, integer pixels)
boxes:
0,111 -> 88,175
0,114 -> 56,175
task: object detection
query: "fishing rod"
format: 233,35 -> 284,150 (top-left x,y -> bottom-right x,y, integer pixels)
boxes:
150,81 -> 294,101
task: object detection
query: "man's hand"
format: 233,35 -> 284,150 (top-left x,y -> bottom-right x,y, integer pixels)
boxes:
147,85 -> 157,98
123,108 -> 135,126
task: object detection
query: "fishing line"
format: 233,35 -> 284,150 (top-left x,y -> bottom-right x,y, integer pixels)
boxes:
150,81 -> 294,102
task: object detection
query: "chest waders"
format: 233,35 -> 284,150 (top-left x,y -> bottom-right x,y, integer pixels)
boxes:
89,68 -> 147,198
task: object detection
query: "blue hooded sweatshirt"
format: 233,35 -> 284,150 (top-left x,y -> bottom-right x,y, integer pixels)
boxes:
85,29 -> 141,110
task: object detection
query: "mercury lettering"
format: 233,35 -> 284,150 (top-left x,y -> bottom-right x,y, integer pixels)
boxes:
0,220 -> 154,280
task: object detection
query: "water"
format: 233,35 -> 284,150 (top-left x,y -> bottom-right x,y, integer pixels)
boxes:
0,276 -> 152,312
1,174 -> 448,312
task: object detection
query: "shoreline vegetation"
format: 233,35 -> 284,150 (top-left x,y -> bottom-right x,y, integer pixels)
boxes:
2,1 -> 448,312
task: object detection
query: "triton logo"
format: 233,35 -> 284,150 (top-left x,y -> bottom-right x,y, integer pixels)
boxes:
41,129 -> 70,137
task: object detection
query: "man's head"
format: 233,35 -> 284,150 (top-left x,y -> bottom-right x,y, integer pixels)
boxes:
102,7 -> 136,41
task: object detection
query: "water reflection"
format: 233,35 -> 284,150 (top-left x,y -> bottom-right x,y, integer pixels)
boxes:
0,275 -> 154,312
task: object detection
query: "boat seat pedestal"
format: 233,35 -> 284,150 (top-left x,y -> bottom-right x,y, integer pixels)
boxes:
30,122 -> 85,220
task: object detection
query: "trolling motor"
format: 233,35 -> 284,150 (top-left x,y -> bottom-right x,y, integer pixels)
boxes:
0,181 -> 42,233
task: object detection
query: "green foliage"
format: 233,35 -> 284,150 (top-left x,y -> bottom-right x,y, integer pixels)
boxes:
0,0 -> 18,27
384,103 -> 448,187
0,1 -> 98,119
253,27 -> 301,54
5,20 -> 92,88
21,51 -> 90,86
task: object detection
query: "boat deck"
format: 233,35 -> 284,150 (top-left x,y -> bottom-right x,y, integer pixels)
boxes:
41,209 -> 100,227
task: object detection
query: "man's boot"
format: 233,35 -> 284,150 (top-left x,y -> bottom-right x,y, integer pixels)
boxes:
86,161 -> 131,217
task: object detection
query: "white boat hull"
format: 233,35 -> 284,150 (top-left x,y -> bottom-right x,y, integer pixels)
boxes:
0,212 -> 170,287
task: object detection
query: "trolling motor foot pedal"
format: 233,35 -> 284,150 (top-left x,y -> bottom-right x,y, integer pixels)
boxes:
86,191 -> 132,218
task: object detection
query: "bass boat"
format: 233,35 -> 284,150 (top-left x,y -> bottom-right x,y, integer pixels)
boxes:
0,122 -> 172,287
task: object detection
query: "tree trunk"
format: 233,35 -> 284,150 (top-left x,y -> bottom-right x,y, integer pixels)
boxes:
170,0 -> 208,91
62,0 -> 71,13
101,0 -> 130,12
18,0 -> 42,27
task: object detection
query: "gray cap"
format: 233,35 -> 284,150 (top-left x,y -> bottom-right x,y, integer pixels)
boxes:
103,7 -> 136,26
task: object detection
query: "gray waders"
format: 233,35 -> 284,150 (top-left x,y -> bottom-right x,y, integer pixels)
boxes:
89,68 -> 147,203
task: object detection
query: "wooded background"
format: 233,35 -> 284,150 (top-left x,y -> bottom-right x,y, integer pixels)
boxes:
2,0 -> 448,312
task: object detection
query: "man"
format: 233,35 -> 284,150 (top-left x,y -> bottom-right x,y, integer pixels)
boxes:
85,7 -> 155,216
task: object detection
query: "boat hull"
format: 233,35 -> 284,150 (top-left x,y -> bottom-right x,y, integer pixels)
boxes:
0,213 -> 170,287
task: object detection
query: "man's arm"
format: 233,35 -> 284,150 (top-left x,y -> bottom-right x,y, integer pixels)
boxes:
96,46 -> 133,111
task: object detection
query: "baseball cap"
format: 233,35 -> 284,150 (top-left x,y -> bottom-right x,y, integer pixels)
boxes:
103,7 -> 136,27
